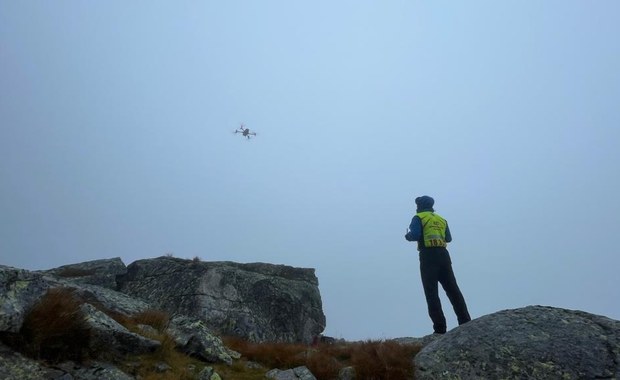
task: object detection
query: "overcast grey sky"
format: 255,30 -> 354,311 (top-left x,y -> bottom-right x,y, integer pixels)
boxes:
2,1 -> 619,340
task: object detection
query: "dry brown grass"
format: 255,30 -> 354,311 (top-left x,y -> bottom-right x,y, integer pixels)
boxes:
223,337 -> 422,380
349,340 -> 420,380
211,361 -> 268,380
224,336 -> 309,369
112,309 -> 205,379
132,309 -> 170,332
19,287 -> 92,363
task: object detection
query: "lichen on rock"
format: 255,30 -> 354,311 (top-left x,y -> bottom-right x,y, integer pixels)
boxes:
415,305 -> 620,380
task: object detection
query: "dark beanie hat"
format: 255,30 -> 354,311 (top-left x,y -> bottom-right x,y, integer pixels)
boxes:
415,195 -> 435,212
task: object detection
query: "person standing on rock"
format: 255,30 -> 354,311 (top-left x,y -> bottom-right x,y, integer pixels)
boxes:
405,195 -> 471,334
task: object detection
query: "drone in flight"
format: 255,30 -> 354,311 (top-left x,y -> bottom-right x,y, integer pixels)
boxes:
234,124 -> 257,139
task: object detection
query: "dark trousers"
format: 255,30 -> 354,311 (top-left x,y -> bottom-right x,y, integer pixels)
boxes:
419,247 -> 471,333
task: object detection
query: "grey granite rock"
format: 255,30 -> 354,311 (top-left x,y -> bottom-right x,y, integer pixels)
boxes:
166,314 -> 239,364
0,264 -> 153,334
0,266 -> 51,333
197,366 -> 222,380
81,303 -> 160,356
415,305 -> 620,380
266,366 -> 317,380
118,256 -> 325,343
0,341 -> 52,380
58,361 -> 134,380
338,366 -> 356,380
42,258 -> 127,290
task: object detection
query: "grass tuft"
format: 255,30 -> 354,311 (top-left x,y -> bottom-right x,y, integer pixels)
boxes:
350,340 -> 420,379
19,287 -> 92,363
223,336 -> 309,369
223,337 -> 421,380
132,309 -> 171,332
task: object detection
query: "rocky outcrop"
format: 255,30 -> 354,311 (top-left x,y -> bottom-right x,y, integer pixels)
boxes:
0,257 -> 327,378
9,257 -> 620,379
117,256 -> 326,343
0,263 -> 151,334
415,305 -> 620,379
0,261 -> 237,379
41,257 -> 127,290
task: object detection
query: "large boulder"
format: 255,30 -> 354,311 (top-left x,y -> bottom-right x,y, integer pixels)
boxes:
415,305 -> 620,379
117,256 -> 326,343
0,266 -> 51,333
1,262 -> 239,368
42,257 -> 127,290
